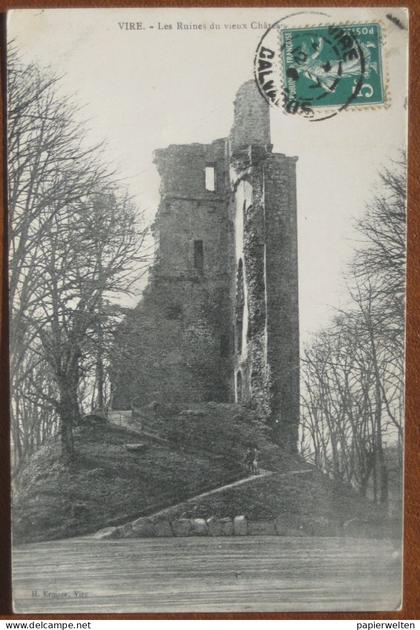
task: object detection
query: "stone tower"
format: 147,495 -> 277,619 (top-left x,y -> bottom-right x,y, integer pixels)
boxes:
230,80 -> 271,150
150,138 -> 232,402
229,80 -> 299,450
112,80 -> 299,451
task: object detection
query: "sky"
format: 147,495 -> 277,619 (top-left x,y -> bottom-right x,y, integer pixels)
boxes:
8,7 -> 408,345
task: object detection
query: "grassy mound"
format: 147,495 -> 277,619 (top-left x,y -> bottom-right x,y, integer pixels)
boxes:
158,468 -> 399,538
143,402 -> 300,473
13,413 -> 248,543
13,403 -> 400,543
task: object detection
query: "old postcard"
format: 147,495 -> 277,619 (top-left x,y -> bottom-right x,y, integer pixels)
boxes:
8,7 -> 408,612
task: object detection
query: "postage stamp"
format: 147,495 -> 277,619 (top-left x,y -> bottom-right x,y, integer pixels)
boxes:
255,21 -> 387,121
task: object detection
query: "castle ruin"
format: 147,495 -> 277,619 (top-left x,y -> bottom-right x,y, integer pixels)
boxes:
112,81 -> 299,451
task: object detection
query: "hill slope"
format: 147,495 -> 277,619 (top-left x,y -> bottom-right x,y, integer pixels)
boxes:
13,415 -> 245,543
13,403 -> 399,543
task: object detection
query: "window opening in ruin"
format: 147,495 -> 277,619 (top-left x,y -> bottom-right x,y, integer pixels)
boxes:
205,166 -> 216,192
236,370 -> 243,403
194,240 -> 204,272
235,258 -> 245,354
220,335 -> 229,358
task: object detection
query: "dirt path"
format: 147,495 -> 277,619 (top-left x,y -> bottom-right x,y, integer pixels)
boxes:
114,467 -> 314,525
150,468 -> 314,517
148,468 -> 273,519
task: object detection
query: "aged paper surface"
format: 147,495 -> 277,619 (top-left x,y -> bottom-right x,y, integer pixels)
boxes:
7,7 -> 408,612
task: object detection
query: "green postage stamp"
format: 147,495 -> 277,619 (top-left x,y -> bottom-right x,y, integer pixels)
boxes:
256,22 -> 386,120
281,23 -> 385,108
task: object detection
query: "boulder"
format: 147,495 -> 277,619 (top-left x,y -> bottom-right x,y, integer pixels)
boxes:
207,516 -> 222,536
219,517 -> 234,536
153,519 -> 173,537
233,515 -> 248,536
171,519 -> 192,537
248,520 -> 276,535
93,526 -> 119,540
131,517 -> 155,537
190,518 -> 208,536
274,518 -> 286,536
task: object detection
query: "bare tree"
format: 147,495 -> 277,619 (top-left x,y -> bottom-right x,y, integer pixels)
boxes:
8,50 -> 148,465
10,347 -> 58,478
352,154 -> 406,346
300,156 -> 406,507
8,48 -> 108,466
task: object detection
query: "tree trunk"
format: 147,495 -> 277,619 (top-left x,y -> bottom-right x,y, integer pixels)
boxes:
359,452 -> 374,498
57,377 -> 80,462
374,381 -> 389,506
377,439 -> 389,506
95,353 -> 105,410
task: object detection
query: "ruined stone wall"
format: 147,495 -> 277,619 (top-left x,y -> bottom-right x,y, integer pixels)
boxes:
153,139 -> 233,402
113,139 -> 234,407
229,147 -> 299,447
228,81 -> 299,450
230,146 -> 271,419
230,80 -> 271,152
264,154 -> 300,451
113,80 -> 299,451
153,139 -> 229,279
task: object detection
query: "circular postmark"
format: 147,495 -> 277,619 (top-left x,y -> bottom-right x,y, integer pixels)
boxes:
254,19 -> 384,122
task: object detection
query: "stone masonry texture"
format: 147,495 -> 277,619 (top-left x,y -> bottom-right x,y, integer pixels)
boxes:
112,80 -> 299,451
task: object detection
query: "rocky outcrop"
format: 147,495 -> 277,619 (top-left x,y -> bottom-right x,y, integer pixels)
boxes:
171,518 -> 192,537
233,515 -> 248,536
92,514 -> 318,540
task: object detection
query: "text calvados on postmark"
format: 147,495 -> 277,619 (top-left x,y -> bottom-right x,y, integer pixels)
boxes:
255,21 -> 387,120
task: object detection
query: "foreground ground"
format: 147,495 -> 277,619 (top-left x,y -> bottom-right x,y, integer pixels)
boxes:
13,536 -> 402,613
